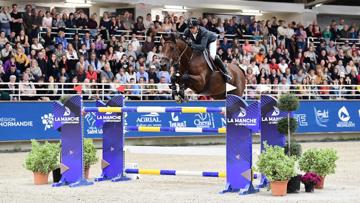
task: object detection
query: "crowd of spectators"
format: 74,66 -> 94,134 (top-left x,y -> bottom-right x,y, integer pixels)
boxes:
0,4 -> 360,101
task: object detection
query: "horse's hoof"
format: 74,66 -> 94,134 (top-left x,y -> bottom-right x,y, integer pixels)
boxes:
175,96 -> 182,103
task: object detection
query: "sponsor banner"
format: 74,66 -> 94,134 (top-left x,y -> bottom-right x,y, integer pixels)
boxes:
294,101 -> 360,133
1,100 -> 360,141
124,101 -> 226,137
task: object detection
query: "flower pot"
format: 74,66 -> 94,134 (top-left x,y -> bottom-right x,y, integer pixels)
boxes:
304,183 -> 315,193
84,167 -> 90,179
33,172 -> 49,185
270,180 -> 288,196
52,168 -> 62,183
315,176 -> 325,189
287,175 -> 301,193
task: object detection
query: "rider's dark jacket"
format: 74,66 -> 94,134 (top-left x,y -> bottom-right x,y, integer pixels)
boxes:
183,26 -> 218,51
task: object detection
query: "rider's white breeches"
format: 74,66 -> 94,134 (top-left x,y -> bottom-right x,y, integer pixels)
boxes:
209,41 -> 217,60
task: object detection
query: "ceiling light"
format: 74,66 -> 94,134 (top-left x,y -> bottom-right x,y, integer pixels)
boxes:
163,5 -> 187,12
240,13 -> 263,16
164,5 -> 184,10
314,3 -> 322,8
242,9 -> 260,13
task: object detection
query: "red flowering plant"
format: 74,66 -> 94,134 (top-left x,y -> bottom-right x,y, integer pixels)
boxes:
301,172 -> 321,185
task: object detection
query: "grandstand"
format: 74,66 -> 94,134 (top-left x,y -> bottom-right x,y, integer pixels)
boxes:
0,0 -> 359,101
1,1 -> 360,202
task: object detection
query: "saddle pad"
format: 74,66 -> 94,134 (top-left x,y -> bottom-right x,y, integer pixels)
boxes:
203,49 -> 215,72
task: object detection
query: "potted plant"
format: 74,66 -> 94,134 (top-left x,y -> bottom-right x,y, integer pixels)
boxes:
25,140 -> 60,185
84,138 -> 98,179
284,140 -> 302,160
284,140 -> 302,193
277,94 -> 300,193
277,93 -> 299,156
257,144 -> 296,196
299,148 -> 338,189
301,172 -> 322,193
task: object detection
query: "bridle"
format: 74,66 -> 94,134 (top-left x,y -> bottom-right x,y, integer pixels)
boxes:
164,39 -> 189,66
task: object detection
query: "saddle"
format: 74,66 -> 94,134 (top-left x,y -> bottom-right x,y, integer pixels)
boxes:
203,49 -> 216,72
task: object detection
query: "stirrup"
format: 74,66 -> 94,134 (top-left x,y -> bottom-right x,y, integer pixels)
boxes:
224,74 -> 232,81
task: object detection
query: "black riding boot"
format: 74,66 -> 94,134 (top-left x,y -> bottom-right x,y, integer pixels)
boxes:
214,55 -> 232,82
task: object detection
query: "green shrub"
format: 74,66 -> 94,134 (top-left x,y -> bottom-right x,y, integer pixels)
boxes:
299,148 -> 338,177
25,140 -> 60,174
277,94 -> 299,112
284,141 -> 302,159
257,144 -> 296,182
84,139 -> 98,168
277,117 -> 298,135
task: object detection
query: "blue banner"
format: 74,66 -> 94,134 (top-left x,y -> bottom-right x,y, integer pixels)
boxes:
1,100 -> 360,141
294,101 -> 360,133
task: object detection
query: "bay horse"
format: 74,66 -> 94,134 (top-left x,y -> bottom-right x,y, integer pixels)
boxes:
160,34 -> 245,102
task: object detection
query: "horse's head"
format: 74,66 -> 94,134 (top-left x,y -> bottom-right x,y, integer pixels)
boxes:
160,33 -> 187,68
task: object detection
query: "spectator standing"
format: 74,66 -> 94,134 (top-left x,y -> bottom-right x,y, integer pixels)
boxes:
0,7 -> 12,36
10,4 -> 23,34
42,11 -> 53,28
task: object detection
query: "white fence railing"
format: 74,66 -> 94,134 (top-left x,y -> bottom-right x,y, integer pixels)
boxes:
307,37 -> 360,48
38,27 -> 268,45
1,82 -> 359,101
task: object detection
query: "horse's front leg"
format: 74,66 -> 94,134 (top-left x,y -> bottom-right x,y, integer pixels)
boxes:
178,80 -> 187,102
170,74 -> 178,100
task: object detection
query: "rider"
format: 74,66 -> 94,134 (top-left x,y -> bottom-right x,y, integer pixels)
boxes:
183,17 -> 232,82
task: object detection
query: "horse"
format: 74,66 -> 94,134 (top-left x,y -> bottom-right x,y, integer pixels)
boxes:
160,34 -> 245,102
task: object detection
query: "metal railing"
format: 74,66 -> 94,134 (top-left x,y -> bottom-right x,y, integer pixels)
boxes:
244,84 -> 360,100
307,37 -> 360,48
1,82 -> 359,101
38,27 -> 268,45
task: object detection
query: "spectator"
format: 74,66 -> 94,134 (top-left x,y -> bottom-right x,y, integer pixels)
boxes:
55,31 -> 68,50
76,62 -> 86,82
148,65 -> 159,83
19,73 -> 36,100
136,66 -> 149,82
220,37 -> 232,52
29,59 -> 42,81
10,4 -> 23,34
65,13 -> 76,28
82,31 -> 92,50
42,28 -> 55,51
176,16 -> 187,32
0,7 -> 12,36
46,53 -> 59,80
142,36 -> 155,54
76,12 -> 88,28
46,76 -> 59,100
5,63 -> 19,82
88,53 -> 102,72
125,78 -> 140,100
53,13 -> 66,28
157,76 -> 172,100
133,16 -> 146,33
76,55 -> 89,71
115,67 -> 127,84
15,47 -> 30,72
3,56 -> 16,73
144,13 -> 153,30
42,11 -> 53,28
0,31 -> 9,49
278,59 -> 288,74
31,38 -> 44,52
100,63 -> 114,81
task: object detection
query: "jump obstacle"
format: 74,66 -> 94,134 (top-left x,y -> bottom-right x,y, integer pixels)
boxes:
53,94 -> 286,194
